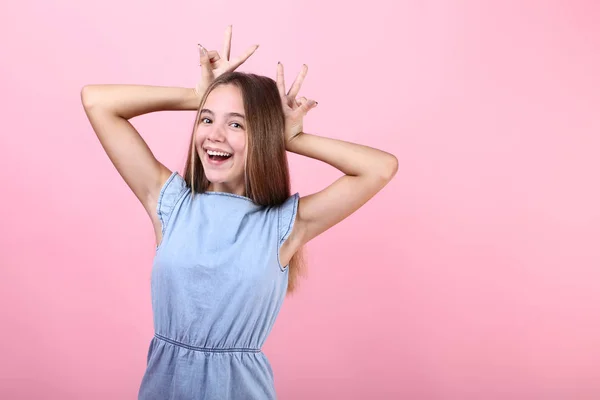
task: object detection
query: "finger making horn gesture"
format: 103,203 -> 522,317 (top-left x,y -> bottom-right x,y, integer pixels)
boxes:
195,25 -> 259,98
276,63 -> 318,147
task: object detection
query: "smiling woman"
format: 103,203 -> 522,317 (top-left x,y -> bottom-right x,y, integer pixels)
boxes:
81,25 -> 396,400
192,83 -> 248,195
186,73 -> 292,207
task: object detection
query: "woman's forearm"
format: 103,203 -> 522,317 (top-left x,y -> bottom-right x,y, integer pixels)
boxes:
286,132 -> 398,179
80,84 -> 200,119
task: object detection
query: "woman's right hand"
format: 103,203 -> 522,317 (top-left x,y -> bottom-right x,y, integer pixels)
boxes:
195,25 -> 259,99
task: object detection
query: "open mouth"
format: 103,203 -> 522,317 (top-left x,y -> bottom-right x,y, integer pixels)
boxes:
205,149 -> 233,163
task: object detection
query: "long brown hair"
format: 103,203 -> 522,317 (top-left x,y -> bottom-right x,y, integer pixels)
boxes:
183,72 -> 306,295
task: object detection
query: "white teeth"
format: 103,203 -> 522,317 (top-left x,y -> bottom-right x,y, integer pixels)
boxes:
206,149 -> 231,157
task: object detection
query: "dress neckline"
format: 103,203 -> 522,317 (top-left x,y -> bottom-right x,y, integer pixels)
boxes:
202,191 -> 254,203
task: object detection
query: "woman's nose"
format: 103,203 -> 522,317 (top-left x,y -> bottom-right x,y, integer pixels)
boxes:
207,124 -> 226,141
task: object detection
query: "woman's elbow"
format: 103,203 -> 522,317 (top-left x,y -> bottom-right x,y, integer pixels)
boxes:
80,85 -> 98,109
378,154 -> 398,182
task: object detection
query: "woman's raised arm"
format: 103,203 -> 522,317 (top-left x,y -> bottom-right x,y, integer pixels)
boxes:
80,84 -> 198,216
80,26 -> 258,245
275,63 -> 398,265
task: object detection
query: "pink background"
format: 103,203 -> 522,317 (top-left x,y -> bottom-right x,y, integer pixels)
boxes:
1,1 -> 599,399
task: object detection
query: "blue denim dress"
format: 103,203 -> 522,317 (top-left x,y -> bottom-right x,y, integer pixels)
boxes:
137,171 -> 298,399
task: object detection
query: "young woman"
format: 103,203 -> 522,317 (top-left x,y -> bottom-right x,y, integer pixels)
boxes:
81,26 -> 397,400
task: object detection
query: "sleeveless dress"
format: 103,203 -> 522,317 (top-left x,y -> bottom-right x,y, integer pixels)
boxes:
137,171 -> 299,400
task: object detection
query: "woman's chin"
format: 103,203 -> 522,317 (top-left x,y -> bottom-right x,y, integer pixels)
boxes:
204,173 -> 225,183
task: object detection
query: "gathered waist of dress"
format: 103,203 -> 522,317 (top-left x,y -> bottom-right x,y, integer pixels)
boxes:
154,332 -> 262,353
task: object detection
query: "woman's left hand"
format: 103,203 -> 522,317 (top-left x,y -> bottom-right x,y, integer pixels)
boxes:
195,26 -> 259,99
276,63 -> 318,147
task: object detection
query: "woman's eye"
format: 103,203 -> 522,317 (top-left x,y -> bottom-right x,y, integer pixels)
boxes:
200,117 -> 211,124
230,122 -> 243,129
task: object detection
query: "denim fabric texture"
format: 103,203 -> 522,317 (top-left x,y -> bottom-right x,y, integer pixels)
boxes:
137,171 -> 298,399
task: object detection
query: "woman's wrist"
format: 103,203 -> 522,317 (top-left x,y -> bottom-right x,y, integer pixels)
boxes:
187,87 -> 203,110
285,131 -> 306,153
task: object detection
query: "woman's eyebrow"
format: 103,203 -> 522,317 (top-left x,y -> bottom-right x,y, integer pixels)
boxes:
227,112 -> 246,120
200,109 -> 245,119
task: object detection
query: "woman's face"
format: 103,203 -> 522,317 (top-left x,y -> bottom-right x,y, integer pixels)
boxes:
195,84 -> 247,193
